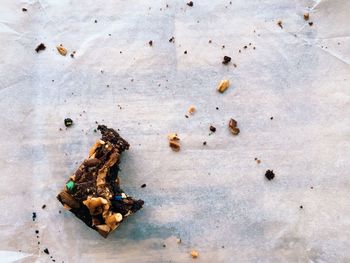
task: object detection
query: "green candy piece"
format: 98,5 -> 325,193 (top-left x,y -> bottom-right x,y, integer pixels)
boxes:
66,181 -> 75,191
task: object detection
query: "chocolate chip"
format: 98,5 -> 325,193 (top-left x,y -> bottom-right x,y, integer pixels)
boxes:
222,56 -> 231,64
64,118 -> 73,127
265,170 -> 275,180
35,43 -> 46,53
209,125 -> 216,132
43,248 -> 49,254
187,1 -> 193,6
141,184 -> 146,188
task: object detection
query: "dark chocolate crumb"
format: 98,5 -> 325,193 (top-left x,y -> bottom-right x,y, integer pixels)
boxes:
32,212 -> 36,221
141,184 -> 146,188
270,116 -> 273,120
216,107 -> 219,110
35,230 -> 39,234
163,244 -> 166,247
64,118 -> 73,127
249,43 -> 252,46
253,47 -> 256,50
209,125 -> 216,132
308,22 -> 313,26
169,36 -> 175,43
94,20 -> 97,23
38,241 -> 40,245
43,248 -> 49,255
203,141 -> 207,145
222,56 -> 231,64
222,246 -> 225,248
300,205 -> 303,209
187,1 -> 193,7
310,186 -> 314,189
233,63 -> 237,67
106,85 -> 110,87
58,210 -> 61,214
70,53 -> 74,58
184,50 -> 187,54
222,45 -> 225,49
239,50 -> 241,53
149,40 -> 153,46
22,8 -> 27,12
42,204 -> 46,209
244,45 -> 247,49
93,129 -> 97,133
265,170 -> 275,180
50,256 -> 53,259
185,115 -> 189,118
35,43 -> 46,53
36,235 -> 39,238
209,40 -> 212,43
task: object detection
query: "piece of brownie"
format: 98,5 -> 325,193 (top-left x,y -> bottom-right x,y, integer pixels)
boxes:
57,125 -> 144,238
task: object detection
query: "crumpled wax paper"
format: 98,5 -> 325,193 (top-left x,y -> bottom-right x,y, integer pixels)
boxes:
0,0 -> 349,262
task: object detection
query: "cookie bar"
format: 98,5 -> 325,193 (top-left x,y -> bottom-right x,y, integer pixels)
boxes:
57,125 -> 144,238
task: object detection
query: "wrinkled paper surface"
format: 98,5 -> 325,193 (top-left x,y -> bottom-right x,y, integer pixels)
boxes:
0,0 -> 349,262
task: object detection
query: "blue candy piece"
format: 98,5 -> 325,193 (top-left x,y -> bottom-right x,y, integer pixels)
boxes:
113,196 -> 123,201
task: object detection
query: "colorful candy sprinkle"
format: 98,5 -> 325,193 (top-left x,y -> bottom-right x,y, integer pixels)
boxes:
66,181 -> 75,191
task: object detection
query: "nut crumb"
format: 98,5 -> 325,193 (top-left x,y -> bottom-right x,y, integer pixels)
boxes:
56,45 -> 67,56
217,79 -> 230,93
303,13 -> 309,21
190,250 -> 199,258
168,133 -> 180,151
277,20 -> 283,28
228,118 -> 240,135
188,106 -> 196,115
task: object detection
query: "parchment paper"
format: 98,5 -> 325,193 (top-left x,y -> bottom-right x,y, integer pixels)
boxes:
0,0 -> 349,262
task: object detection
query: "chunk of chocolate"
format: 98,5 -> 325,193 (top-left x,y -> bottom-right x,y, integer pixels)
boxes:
57,125 -> 144,238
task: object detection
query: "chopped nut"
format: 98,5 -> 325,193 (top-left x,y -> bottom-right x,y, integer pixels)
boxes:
188,106 -> 196,115
217,79 -> 230,93
190,250 -> 199,258
105,213 -> 122,230
167,133 -> 180,141
83,197 -> 108,215
169,140 -> 180,152
303,13 -> 309,21
56,45 -> 67,56
228,118 -> 240,135
277,20 -> 283,28
177,238 -> 182,243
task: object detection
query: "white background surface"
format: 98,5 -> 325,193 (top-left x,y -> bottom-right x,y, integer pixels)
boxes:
0,0 -> 349,262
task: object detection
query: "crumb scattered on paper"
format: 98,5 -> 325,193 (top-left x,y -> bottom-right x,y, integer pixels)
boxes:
35,43 -> 46,53
217,79 -> 230,93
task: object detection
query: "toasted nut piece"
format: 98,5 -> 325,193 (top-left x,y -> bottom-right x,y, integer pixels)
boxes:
84,158 -> 101,167
63,204 -> 72,210
169,140 -> 180,151
228,118 -> 240,135
105,213 -> 123,230
304,13 -> 309,21
92,217 -> 101,226
96,224 -> 111,238
167,133 -> 179,141
57,191 -> 80,209
56,45 -> 67,56
188,106 -> 196,115
217,79 -> 230,93
190,250 -> 199,258
83,197 -> 108,215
